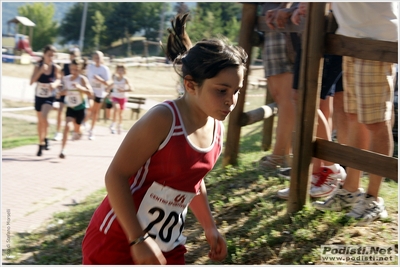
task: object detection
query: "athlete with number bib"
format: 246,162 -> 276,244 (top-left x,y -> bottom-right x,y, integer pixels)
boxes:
30,45 -> 61,156
82,13 -> 248,265
86,50 -> 111,140
108,64 -> 133,134
58,59 -> 93,159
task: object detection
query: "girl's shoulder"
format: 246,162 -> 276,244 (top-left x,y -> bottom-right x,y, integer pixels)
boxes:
54,63 -> 62,70
142,102 -> 174,127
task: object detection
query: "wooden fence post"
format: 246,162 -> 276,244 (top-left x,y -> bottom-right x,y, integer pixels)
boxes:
262,84 -> 275,151
223,3 -> 258,167
287,3 -> 327,213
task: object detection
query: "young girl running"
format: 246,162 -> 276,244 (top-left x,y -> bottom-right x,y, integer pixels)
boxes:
54,47 -> 81,141
108,64 -> 133,134
82,14 -> 248,265
86,50 -> 111,140
59,58 -> 93,159
30,44 -> 61,156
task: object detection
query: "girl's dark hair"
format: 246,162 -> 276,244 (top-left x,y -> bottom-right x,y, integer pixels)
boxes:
70,58 -> 83,67
165,14 -> 247,87
43,44 -> 57,54
38,44 -> 57,65
115,64 -> 126,70
179,39 -> 247,87
82,56 -> 89,70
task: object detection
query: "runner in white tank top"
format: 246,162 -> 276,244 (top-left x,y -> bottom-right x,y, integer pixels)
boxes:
108,64 -> 133,134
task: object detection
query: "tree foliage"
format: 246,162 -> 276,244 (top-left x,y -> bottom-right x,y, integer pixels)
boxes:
138,2 -> 166,41
58,2 -> 242,56
186,3 -> 242,44
17,3 -> 59,51
91,11 -> 107,51
59,2 -> 115,52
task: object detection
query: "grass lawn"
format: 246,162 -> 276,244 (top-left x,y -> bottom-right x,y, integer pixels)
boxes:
3,112 -> 398,264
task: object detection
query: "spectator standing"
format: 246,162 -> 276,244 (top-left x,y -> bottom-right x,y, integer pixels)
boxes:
258,2 -> 297,171
313,2 -> 398,225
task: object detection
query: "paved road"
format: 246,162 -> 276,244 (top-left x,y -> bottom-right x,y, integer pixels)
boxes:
1,76 -> 160,258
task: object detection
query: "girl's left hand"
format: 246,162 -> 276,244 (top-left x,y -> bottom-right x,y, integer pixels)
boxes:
205,228 -> 227,262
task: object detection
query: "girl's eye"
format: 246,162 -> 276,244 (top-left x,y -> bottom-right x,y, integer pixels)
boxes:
218,89 -> 227,94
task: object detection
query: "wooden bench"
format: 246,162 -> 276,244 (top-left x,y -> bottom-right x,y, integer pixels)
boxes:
126,96 -> 146,120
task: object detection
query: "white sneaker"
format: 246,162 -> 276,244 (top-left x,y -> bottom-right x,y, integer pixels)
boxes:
276,174 -> 319,200
81,123 -> 87,132
117,125 -> 122,134
71,132 -> 82,141
53,132 -> 63,141
277,167 -> 291,180
110,123 -> 116,134
312,185 -> 364,212
309,165 -> 347,198
277,187 -> 290,199
347,194 -> 388,226
88,130 -> 95,140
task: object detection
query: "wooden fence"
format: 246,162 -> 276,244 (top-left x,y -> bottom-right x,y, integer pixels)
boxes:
223,3 -> 398,213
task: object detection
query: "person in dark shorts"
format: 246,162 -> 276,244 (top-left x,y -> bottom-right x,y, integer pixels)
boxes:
59,58 -> 93,159
270,4 -> 347,199
54,47 -> 81,141
86,51 -> 111,140
30,44 -> 61,156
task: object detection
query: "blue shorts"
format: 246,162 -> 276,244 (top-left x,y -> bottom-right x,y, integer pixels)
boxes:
320,55 -> 343,100
35,96 -> 55,112
292,38 -> 343,99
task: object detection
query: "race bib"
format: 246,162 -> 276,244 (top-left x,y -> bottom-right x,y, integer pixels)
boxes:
92,80 -> 102,89
137,182 -> 196,252
66,90 -> 83,108
36,83 -> 52,97
113,84 -> 125,98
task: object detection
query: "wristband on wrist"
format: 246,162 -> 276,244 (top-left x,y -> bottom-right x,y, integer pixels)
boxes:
129,233 -> 150,246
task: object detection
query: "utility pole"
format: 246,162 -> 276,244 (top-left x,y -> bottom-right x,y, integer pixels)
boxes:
157,2 -> 167,55
79,2 -> 88,51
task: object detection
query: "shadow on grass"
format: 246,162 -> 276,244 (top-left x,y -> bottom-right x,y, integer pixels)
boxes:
4,129 -> 396,265
3,191 -> 106,265
182,164 -> 351,265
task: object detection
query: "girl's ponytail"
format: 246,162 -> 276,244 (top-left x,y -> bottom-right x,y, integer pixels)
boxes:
165,13 -> 192,62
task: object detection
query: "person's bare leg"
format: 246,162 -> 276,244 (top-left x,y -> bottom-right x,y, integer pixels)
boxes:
41,104 -> 53,143
313,109 -> 334,173
333,91 -> 348,145
342,113 -> 370,192
319,97 -> 333,133
90,102 -> 101,131
61,119 -> 71,152
36,111 -> 45,145
268,72 -> 296,157
56,103 -> 64,134
365,120 -> 393,198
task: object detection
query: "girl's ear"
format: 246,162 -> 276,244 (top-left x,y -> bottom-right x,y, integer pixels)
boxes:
183,75 -> 197,95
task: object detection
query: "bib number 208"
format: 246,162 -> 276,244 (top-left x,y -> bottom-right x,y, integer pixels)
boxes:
143,207 -> 185,243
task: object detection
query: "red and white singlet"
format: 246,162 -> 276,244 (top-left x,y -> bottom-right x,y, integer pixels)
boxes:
82,100 -> 223,264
